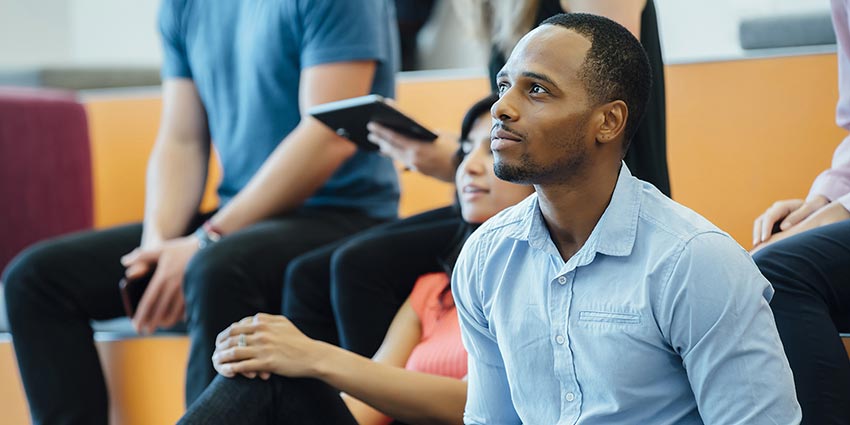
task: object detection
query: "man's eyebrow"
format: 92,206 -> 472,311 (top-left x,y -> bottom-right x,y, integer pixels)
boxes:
522,71 -> 558,88
496,70 -> 560,90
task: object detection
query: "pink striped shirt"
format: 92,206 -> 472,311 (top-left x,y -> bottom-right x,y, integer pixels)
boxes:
810,0 -> 850,209
404,273 -> 467,379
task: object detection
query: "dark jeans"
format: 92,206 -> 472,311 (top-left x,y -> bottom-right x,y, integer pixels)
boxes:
284,206 -> 461,356
753,219 -> 850,425
179,374 -> 358,425
2,208 -> 383,425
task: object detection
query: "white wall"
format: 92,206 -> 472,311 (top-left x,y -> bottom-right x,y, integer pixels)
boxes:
0,0 -> 160,69
69,0 -> 160,66
655,0 -> 831,63
0,0 -> 72,68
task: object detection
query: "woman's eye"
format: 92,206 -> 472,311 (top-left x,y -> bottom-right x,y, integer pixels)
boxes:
497,82 -> 509,95
460,141 -> 472,154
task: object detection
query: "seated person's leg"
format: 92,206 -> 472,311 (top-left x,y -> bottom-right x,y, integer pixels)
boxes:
284,206 -> 458,354
283,242 -> 344,346
330,206 -> 461,356
179,375 -> 358,425
183,208 -> 383,404
2,224 -> 143,425
753,219 -> 850,424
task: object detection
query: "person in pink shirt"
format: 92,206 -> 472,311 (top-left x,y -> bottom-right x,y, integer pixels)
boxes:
751,0 -> 850,423
176,93 -> 534,425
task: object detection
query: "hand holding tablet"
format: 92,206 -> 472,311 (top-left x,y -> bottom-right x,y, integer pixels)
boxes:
308,94 -> 437,151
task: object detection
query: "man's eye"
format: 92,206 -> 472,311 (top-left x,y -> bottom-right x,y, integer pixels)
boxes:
497,82 -> 509,95
530,84 -> 547,94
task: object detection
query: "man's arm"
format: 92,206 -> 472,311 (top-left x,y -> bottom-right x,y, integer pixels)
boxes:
141,79 -> 210,249
120,78 -> 212,333
124,61 -> 378,334
451,240 -> 521,425
662,232 -> 802,424
208,61 -> 376,234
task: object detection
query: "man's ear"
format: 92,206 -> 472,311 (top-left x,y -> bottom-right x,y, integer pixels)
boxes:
594,100 -> 628,147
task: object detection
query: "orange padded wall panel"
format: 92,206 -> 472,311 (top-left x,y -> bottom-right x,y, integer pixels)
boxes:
665,53 -> 841,246
84,92 -> 220,229
394,73 -> 491,216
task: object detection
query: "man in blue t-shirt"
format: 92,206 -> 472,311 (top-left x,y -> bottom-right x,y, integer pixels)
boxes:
3,1 -> 400,423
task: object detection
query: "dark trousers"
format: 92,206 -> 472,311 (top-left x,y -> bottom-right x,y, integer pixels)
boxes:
2,208 -> 383,425
284,206 -> 461,357
753,219 -> 850,425
179,374 -> 357,425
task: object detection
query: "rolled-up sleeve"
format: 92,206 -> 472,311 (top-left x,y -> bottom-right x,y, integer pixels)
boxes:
661,232 -> 802,424
451,237 -> 522,425
808,134 -> 850,211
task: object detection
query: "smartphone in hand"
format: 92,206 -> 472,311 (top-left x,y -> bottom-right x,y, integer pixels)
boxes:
119,267 -> 156,318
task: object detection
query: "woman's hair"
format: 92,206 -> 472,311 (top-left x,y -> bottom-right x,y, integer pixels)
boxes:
452,0 -> 540,57
437,93 -> 500,309
454,92 -> 501,166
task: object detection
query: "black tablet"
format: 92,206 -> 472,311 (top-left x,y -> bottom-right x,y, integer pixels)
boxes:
307,94 -> 438,151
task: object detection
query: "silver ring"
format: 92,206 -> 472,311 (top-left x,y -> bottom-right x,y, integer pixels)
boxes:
238,333 -> 246,348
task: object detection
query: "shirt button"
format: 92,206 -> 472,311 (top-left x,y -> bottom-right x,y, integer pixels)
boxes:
565,392 -> 576,402
556,335 -> 565,345
557,276 -> 567,285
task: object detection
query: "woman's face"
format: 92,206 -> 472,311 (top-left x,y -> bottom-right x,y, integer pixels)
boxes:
456,114 -> 535,224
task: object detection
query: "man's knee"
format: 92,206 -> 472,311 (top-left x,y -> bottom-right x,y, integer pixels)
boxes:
182,246 -> 241,308
3,241 -> 60,318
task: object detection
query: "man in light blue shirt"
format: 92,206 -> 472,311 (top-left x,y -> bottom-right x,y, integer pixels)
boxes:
452,13 -> 801,425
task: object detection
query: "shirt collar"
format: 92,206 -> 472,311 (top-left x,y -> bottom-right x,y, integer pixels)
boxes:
506,162 -> 642,259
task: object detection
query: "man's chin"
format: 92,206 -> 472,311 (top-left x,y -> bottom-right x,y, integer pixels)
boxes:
494,162 -> 536,185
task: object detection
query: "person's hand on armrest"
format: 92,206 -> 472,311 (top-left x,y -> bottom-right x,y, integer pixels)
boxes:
367,122 -> 459,182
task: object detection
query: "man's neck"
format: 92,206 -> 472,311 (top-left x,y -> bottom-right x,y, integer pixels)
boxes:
536,162 -> 620,262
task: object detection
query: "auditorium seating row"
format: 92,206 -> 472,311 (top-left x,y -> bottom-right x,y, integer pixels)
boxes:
0,52 -> 846,424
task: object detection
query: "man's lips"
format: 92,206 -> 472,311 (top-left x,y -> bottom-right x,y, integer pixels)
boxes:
491,126 -> 523,151
491,128 -> 522,142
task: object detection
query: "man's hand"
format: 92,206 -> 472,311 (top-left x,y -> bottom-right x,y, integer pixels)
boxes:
367,122 -> 459,182
752,197 -> 849,253
212,313 -> 332,380
121,235 -> 200,334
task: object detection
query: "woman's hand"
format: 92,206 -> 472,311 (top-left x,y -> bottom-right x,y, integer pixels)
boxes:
752,196 -> 829,248
752,199 -> 850,254
212,313 -> 333,380
367,122 -> 459,182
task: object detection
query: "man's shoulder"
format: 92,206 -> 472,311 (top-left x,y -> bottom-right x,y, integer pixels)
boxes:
637,181 -> 732,246
633,181 -> 752,278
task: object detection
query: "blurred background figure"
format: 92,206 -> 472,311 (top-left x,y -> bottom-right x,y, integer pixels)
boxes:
453,0 -> 670,196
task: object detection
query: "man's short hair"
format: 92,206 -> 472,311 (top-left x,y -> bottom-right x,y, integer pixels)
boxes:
539,13 -> 652,148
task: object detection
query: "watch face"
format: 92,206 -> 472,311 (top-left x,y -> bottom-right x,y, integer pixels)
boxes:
194,227 -> 214,249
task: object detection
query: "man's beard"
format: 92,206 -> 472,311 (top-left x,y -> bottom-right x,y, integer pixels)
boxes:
494,137 -> 588,185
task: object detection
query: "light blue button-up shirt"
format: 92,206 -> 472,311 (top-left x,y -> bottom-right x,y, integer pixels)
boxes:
452,164 -> 801,425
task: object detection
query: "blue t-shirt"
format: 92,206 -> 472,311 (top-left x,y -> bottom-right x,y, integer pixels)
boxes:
159,0 -> 400,219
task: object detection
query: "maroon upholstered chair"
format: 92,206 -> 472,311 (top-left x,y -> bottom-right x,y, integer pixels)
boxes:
0,87 -> 93,273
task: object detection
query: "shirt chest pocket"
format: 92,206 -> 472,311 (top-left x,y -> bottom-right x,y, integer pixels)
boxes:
578,310 -> 642,325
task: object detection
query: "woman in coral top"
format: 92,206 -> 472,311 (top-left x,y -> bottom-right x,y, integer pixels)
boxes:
178,93 -> 534,425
